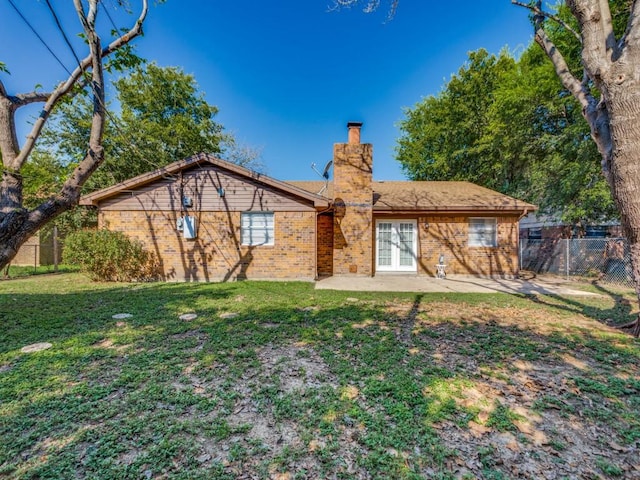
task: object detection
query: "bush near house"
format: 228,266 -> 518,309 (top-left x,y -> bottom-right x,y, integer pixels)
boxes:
63,229 -> 159,282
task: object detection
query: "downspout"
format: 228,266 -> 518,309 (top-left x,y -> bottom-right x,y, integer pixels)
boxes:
314,209 -> 318,281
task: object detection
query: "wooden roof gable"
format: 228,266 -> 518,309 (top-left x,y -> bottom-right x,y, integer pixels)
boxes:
79,153 -> 330,208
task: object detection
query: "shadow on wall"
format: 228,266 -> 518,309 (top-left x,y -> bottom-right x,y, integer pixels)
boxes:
117,168 -> 265,282
415,218 -> 518,277
373,186 -> 522,278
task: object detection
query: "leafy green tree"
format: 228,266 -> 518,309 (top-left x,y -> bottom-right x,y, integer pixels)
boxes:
37,63 -> 231,192
104,63 -> 226,187
396,42 -> 616,225
396,49 -> 519,190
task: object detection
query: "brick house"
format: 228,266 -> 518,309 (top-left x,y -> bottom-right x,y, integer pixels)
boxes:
80,123 -> 535,281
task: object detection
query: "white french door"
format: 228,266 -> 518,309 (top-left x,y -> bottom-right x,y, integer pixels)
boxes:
376,220 -> 417,272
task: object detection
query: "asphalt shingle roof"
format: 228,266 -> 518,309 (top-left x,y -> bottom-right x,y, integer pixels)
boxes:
286,180 -> 535,213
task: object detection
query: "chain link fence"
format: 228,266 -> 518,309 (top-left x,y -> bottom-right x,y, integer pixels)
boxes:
519,238 -> 634,287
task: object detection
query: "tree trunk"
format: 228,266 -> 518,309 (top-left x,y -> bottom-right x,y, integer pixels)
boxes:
605,80 -> 640,336
0,193 -> 80,268
0,211 -> 33,268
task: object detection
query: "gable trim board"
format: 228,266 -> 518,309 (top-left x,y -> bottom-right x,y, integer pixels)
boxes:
81,124 -> 536,281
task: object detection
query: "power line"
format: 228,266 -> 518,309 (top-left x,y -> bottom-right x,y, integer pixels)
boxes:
8,1 -> 185,184
44,0 -> 83,70
99,0 -> 120,34
6,0 -> 72,75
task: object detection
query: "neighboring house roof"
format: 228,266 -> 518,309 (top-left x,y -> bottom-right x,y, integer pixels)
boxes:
287,180 -> 536,214
79,153 -> 330,208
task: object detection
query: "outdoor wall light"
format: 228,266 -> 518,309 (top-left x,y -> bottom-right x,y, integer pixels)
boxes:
218,187 -> 225,197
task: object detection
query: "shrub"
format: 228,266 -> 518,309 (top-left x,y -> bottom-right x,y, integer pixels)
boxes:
63,229 -> 159,282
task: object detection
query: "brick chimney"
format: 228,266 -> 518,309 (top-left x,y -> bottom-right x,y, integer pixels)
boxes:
347,121 -> 362,145
332,122 -> 373,276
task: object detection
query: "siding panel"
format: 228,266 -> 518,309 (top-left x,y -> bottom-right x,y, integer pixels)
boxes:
99,166 -> 315,212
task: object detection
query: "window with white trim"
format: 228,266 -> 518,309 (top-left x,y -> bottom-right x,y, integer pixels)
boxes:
241,212 -> 274,246
469,218 -> 497,247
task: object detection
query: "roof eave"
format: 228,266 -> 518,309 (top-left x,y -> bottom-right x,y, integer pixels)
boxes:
373,205 -> 537,215
79,153 -> 329,207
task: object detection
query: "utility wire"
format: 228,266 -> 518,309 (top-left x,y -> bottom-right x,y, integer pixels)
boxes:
6,0 -> 72,75
44,0 -> 83,69
99,0 -> 120,34
12,0 -> 184,184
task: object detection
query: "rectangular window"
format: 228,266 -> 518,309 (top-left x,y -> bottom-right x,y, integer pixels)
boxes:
469,218 -> 497,247
241,212 -> 274,246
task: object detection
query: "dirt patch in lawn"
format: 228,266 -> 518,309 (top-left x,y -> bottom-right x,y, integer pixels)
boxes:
256,343 -> 337,393
398,301 -> 640,479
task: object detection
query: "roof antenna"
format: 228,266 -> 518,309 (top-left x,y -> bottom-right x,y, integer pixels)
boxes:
311,160 -> 332,195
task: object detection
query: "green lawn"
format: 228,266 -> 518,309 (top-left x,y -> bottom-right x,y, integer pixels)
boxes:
1,274 -> 639,479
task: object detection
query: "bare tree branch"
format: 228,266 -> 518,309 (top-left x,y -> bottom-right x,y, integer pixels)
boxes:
511,0 -> 582,43
513,0 -> 613,182
12,92 -> 52,107
9,0 -> 148,172
598,0 -> 617,57
534,26 -> 592,110
330,0 -> 398,18
622,0 -> 640,52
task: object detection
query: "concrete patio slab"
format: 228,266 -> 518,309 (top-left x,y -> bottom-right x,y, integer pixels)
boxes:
315,275 -> 599,296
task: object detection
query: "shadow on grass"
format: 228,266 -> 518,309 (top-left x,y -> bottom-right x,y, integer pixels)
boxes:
1,280 -> 639,478
0,280 -> 238,353
520,281 -> 638,334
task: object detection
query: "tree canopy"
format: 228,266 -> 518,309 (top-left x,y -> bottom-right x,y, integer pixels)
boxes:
33,62 -> 231,194
396,43 -> 615,225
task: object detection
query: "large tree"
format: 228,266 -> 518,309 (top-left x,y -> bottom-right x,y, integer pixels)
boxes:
396,49 -> 523,192
396,44 -> 615,224
36,62 -> 228,193
0,1 -> 149,268
513,0 -> 640,335
31,61 -> 262,202
339,0 -> 640,334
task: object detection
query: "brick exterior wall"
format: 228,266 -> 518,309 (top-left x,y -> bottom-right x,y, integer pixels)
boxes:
316,213 -> 333,277
100,210 -> 317,281
332,141 -> 374,276
413,215 -> 520,277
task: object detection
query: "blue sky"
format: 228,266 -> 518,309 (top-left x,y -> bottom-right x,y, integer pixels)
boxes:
1,1 -> 534,181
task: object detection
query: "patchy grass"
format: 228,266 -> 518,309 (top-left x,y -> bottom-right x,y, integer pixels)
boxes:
0,273 -> 639,479
1,264 -> 79,279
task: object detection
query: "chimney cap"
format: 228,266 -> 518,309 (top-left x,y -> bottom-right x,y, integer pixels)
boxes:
347,121 -> 363,128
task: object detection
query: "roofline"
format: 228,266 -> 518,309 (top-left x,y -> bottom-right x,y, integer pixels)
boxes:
373,206 -> 537,215
79,153 -> 330,208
